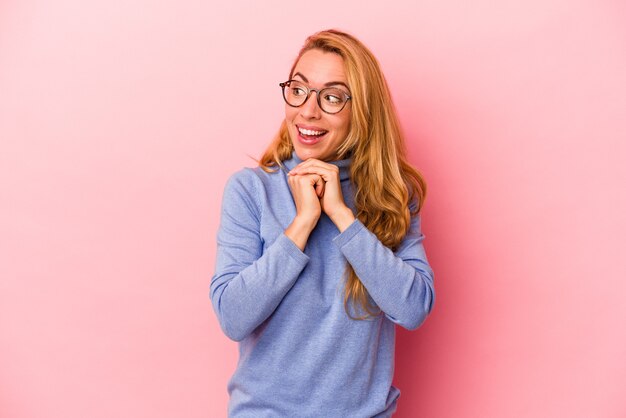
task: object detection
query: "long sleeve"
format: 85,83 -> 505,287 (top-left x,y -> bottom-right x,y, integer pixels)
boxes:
213,153 -> 428,416
332,203 -> 435,330
210,170 -> 310,341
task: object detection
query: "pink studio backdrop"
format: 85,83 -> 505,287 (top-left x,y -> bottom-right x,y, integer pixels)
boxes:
1,1 -> 624,417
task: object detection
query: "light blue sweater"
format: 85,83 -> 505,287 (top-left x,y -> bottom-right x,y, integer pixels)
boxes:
210,150 -> 435,417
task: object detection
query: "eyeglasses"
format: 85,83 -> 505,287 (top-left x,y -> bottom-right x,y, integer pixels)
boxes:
279,80 -> 351,114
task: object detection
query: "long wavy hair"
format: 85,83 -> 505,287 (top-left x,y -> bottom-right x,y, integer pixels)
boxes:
258,29 -> 427,320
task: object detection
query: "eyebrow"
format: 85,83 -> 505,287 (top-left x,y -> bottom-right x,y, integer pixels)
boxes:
293,72 -> 350,91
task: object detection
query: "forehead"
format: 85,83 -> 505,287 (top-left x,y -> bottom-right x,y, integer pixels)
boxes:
292,49 -> 347,85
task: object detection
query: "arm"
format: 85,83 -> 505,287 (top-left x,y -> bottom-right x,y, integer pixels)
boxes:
287,158 -> 435,329
332,202 -> 435,330
210,170 -> 310,341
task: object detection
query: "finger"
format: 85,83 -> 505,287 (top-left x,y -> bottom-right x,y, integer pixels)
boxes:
299,160 -> 337,173
293,173 -> 323,197
313,176 -> 325,198
290,164 -> 338,182
294,173 -> 324,197
292,159 -> 334,171
289,158 -> 333,174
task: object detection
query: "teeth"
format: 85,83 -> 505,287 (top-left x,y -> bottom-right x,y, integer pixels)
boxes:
298,127 -> 326,136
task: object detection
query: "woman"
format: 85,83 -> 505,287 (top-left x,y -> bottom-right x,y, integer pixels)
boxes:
210,29 -> 435,417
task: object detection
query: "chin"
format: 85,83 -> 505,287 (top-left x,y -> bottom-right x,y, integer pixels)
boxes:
293,147 -> 318,161
289,129 -> 336,161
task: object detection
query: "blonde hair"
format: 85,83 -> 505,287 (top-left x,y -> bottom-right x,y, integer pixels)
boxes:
259,29 -> 427,320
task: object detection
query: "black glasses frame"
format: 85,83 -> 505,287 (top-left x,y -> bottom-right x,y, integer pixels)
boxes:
279,80 -> 351,114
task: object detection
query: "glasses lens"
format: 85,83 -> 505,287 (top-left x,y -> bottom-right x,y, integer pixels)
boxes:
319,88 -> 349,114
283,81 -> 308,107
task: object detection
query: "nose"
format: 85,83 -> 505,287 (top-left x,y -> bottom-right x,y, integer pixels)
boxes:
299,91 -> 322,119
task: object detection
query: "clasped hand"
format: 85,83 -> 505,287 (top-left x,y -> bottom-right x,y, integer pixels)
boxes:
287,158 -> 353,230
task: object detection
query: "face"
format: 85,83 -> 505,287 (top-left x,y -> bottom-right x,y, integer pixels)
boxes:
285,49 -> 351,162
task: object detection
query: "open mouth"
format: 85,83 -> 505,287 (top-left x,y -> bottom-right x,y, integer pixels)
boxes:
297,126 -> 328,143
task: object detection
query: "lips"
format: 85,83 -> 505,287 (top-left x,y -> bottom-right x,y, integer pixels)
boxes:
296,124 -> 328,145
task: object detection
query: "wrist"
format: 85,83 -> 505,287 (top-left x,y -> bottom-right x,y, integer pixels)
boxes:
285,215 -> 318,251
293,213 -> 319,232
331,206 -> 356,233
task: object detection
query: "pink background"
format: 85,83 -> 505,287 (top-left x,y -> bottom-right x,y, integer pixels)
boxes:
1,1 -> 625,417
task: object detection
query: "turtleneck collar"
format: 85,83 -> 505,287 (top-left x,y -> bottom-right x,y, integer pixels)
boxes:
282,149 -> 352,181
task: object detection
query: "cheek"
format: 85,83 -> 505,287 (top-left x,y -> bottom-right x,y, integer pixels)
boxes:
337,115 -> 351,134
285,105 -> 298,121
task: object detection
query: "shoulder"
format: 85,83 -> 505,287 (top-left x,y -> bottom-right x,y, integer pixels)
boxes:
221,164 -> 285,211
408,195 -> 421,215
226,164 -> 286,195
405,195 -> 423,234
220,167 -> 263,213
224,166 -> 259,191
226,164 -> 284,186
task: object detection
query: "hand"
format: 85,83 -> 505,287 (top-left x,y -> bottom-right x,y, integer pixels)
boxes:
285,172 -> 324,251
288,159 -> 356,231
287,171 -> 324,226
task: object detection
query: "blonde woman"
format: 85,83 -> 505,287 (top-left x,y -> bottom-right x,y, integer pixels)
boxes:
210,29 -> 435,417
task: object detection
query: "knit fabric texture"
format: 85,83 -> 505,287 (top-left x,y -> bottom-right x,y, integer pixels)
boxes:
210,150 -> 435,417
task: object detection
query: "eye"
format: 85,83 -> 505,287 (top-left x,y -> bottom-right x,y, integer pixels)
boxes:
323,89 -> 346,105
325,94 -> 341,104
291,86 -> 307,97
287,81 -> 308,98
